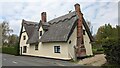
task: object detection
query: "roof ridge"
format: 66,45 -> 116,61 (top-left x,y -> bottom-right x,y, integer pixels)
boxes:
48,11 -> 76,25
22,19 -> 38,24
54,14 -> 77,24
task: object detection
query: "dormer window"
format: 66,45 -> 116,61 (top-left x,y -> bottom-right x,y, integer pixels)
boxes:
40,31 -> 42,36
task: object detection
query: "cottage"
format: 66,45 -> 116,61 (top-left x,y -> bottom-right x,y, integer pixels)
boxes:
19,3 -> 93,60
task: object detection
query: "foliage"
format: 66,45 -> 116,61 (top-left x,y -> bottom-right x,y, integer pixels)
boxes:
95,24 -> 120,65
92,48 -> 104,54
93,24 -> 118,50
9,34 -> 19,46
1,20 -> 19,47
92,42 -> 104,54
102,62 -> 120,68
96,24 -> 118,42
102,38 -> 120,65
2,42 -> 19,56
1,20 -> 19,55
2,21 -> 13,45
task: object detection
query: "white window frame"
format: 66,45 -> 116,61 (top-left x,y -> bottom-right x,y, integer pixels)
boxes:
54,46 -> 60,53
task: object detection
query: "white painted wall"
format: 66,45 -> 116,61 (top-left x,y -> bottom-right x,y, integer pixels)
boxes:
67,27 -> 77,60
28,42 -> 70,60
20,26 -> 29,55
83,26 -> 93,56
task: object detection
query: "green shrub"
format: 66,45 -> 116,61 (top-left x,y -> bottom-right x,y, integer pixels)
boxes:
102,62 -> 120,68
92,41 -> 104,55
102,38 -> 120,65
92,47 -> 104,55
97,48 -> 104,51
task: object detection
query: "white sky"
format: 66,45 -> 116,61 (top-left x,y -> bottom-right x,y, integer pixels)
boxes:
0,0 -> 119,35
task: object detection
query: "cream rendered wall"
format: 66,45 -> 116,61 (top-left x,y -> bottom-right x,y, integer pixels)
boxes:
20,26 -> 30,55
67,27 -> 77,60
83,26 -> 93,56
29,43 -> 69,60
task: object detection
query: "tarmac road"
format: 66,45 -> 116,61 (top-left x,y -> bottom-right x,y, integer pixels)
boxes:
2,53 -> 80,66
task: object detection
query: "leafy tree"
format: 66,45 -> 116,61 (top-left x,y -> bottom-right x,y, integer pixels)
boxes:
96,24 -> 114,41
95,24 -> 120,65
2,21 -> 13,46
9,34 -> 19,46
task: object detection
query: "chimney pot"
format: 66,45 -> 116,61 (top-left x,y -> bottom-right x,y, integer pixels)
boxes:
41,12 -> 47,23
74,3 -> 81,12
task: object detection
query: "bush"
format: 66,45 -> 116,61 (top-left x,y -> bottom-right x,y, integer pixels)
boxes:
92,43 -> 104,55
102,62 -> 120,68
97,48 -> 104,51
92,41 -> 104,55
102,38 -> 120,65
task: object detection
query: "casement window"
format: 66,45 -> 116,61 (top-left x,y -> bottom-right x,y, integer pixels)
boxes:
23,35 -> 26,40
83,30 -> 85,35
54,46 -> 60,53
23,46 -> 27,53
35,44 -> 38,50
40,31 -> 42,36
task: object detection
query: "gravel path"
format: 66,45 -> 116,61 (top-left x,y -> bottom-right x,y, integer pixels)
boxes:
78,54 -> 106,66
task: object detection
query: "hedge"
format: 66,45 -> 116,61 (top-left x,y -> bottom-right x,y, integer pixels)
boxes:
2,43 -> 19,56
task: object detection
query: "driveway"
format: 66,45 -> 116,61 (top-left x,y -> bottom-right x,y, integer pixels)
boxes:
78,54 -> 106,66
2,53 -> 80,66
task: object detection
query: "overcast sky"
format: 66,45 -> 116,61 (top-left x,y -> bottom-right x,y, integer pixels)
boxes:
0,0 -> 119,36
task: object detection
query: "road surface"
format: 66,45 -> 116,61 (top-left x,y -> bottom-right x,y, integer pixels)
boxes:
2,53 -> 80,66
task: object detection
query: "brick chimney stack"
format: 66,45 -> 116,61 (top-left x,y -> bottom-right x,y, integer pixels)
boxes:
41,12 -> 47,23
74,3 -> 86,57
74,3 -> 83,39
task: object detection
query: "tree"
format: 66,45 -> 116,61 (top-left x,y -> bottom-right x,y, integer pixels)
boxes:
95,24 -> 120,65
0,24 -> 2,46
9,34 -> 19,46
2,21 -> 13,46
96,24 -> 114,42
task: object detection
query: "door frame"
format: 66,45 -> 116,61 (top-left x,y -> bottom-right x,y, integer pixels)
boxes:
20,47 -> 22,55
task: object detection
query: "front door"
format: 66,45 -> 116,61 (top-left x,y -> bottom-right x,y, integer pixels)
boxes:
23,46 -> 27,53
